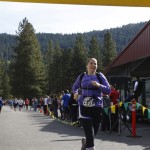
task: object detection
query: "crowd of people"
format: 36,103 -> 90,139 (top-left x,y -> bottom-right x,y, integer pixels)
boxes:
5,92 -> 78,124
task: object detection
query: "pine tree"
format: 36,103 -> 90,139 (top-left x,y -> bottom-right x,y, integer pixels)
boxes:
0,60 -> 3,96
88,36 -> 103,71
45,40 -> 54,94
0,60 -> 11,99
1,61 -> 10,99
70,34 -> 87,84
10,18 -> 45,99
49,43 -> 63,94
103,31 -> 117,69
61,48 -> 73,91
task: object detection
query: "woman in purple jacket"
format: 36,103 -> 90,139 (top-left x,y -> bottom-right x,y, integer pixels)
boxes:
72,58 -> 110,150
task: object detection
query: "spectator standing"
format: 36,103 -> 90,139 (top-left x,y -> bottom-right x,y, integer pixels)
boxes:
68,92 -> 78,123
124,89 -> 132,103
48,95 -> 54,114
39,96 -> 44,111
25,98 -> 29,110
0,97 -> 3,114
109,84 -> 120,105
62,89 -> 71,121
133,76 -> 143,102
9,99 -> 13,109
43,95 -> 48,115
101,93 -> 111,132
18,97 -> 24,111
33,97 -> 38,112
109,84 -> 120,131
53,95 -> 59,118
13,98 -> 18,111
59,91 -> 64,120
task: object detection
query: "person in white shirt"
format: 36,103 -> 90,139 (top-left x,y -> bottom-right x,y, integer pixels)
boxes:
133,76 -> 143,102
18,98 -> 24,111
43,95 -> 48,115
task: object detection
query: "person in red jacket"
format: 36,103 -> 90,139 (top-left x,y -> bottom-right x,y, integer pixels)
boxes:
25,98 -> 29,111
109,84 -> 120,105
109,84 -> 120,131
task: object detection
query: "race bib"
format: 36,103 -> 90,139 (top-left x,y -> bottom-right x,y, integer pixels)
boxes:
83,97 -> 95,107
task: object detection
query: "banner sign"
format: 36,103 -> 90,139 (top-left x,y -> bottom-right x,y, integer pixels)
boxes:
1,0 -> 150,7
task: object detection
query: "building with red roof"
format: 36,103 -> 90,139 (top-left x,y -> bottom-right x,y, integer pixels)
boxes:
105,20 -> 150,108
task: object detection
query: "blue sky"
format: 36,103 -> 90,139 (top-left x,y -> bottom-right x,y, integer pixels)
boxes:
0,1 -> 150,35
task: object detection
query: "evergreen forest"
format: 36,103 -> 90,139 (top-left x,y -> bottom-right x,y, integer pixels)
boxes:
0,17 -> 147,100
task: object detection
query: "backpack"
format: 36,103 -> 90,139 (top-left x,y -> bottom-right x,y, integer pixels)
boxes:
102,95 -> 111,108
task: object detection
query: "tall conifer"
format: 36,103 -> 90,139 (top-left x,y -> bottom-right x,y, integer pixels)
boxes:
70,34 -> 87,83
10,18 -> 45,99
88,36 -> 103,71
49,43 -> 63,93
103,31 -> 116,69
45,40 -> 54,94
1,61 -> 10,99
61,48 -> 73,91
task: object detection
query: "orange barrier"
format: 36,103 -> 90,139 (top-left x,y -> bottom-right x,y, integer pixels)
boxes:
132,100 -> 136,137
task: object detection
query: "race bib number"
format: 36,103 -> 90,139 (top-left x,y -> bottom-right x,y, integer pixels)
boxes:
83,97 -> 95,107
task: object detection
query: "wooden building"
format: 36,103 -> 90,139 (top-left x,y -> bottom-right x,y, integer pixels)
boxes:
105,20 -> 150,108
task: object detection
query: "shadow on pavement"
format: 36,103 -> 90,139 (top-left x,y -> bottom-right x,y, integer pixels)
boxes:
29,112 -> 150,150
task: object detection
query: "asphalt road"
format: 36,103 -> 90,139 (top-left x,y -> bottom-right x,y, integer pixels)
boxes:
0,106 -> 150,150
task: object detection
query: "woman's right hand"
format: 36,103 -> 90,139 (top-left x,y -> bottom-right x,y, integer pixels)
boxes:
91,81 -> 101,88
74,93 -> 79,100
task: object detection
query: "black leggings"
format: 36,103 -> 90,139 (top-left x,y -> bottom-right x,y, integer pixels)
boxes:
80,106 -> 102,148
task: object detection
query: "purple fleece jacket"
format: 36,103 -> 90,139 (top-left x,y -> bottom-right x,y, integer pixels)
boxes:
72,72 -> 111,107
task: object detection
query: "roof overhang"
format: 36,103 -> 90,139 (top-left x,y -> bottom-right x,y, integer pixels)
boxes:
131,57 -> 150,77
106,57 -> 150,78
